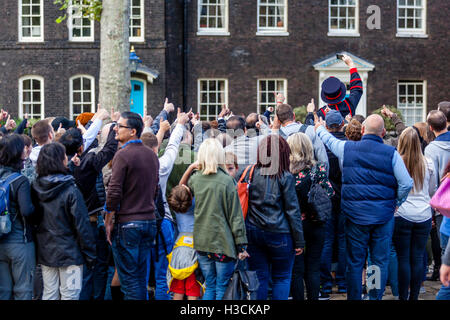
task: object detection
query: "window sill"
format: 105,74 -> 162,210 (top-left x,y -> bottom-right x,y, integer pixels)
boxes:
18,39 -> 44,43
69,39 -> 95,42
396,32 -> 428,38
196,31 -> 230,36
327,32 -> 360,37
130,38 -> 145,43
256,31 -> 289,37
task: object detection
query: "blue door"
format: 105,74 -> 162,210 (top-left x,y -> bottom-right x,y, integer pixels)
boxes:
130,80 -> 144,116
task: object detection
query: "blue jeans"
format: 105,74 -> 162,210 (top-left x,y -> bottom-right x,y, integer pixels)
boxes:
320,210 -> 346,290
246,222 -> 295,300
0,242 -> 36,300
369,244 -> 399,297
291,219 -> 325,300
345,217 -> 394,300
111,220 -> 156,300
79,220 -> 109,300
436,233 -> 450,300
392,216 -> 431,300
197,253 -> 235,300
149,218 -> 175,300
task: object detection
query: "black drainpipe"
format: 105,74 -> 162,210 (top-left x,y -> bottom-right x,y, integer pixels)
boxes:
182,0 -> 188,111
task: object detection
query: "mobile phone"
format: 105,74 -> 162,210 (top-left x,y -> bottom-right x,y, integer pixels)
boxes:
336,53 -> 344,60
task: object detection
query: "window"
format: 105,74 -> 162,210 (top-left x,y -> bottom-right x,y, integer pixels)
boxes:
257,79 -> 287,114
397,81 -> 426,127
198,79 -> 228,121
257,0 -> 288,36
19,0 -> 44,42
197,0 -> 229,36
68,0 -> 94,41
19,76 -> 44,119
397,0 -> 427,37
328,0 -> 359,36
70,75 -> 95,120
130,0 -> 144,42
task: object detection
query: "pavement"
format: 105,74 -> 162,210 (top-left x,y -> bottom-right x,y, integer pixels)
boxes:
329,269 -> 442,300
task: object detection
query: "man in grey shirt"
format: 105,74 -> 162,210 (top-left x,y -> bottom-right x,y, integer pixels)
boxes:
276,103 -> 329,171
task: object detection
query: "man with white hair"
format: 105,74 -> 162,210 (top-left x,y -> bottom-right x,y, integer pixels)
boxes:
314,114 -> 413,300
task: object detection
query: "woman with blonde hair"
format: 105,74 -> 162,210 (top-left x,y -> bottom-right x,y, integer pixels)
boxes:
187,138 -> 249,300
286,132 -> 334,300
393,127 -> 437,300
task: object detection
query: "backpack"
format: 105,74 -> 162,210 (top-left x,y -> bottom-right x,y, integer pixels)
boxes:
307,166 -> 332,223
237,165 -> 256,219
0,173 -> 23,237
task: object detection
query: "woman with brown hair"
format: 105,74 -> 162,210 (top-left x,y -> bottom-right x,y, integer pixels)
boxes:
245,134 -> 305,300
393,127 -> 437,300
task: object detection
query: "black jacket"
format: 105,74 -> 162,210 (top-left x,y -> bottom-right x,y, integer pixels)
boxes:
247,167 -> 305,248
325,131 -> 347,209
31,174 -> 96,268
72,124 -> 118,215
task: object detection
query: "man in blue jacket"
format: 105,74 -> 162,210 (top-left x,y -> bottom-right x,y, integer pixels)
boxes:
314,114 -> 413,300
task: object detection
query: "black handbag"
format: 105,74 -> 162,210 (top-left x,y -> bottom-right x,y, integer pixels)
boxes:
307,165 -> 332,223
223,260 -> 259,300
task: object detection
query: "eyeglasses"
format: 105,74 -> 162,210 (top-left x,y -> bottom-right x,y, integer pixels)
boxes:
117,123 -> 131,129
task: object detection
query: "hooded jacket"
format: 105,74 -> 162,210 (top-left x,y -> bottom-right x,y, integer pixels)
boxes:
31,174 -> 96,268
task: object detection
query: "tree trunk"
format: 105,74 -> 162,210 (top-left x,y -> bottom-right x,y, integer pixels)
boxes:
99,0 -> 130,113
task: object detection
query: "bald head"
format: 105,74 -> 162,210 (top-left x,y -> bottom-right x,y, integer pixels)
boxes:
362,114 -> 385,137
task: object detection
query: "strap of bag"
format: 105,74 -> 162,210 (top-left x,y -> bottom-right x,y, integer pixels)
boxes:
238,165 -> 253,183
248,165 -> 256,184
299,124 -> 308,134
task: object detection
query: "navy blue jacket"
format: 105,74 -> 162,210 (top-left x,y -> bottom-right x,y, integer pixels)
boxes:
341,135 -> 398,225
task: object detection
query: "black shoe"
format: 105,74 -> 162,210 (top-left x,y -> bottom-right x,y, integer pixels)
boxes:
319,291 -> 331,300
427,269 -> 440,281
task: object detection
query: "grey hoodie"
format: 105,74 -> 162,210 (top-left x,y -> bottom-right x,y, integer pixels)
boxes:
425,139 -> 450,186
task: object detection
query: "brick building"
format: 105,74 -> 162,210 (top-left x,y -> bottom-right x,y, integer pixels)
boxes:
167,0 -> 450,126
0,0 -> 167,119
1,0 -> 449,126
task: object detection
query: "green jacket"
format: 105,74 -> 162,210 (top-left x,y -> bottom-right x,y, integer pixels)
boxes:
188,167 -> 247,259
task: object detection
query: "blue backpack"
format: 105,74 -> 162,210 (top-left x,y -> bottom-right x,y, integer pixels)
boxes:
0,173 -> 22,237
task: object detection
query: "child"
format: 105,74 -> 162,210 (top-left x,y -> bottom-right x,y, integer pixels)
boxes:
225,151 -> 239,179
166,167 -> 203,300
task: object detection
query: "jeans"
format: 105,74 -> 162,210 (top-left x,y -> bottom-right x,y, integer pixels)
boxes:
41,265 -> 83,300
79,220 -> 109,300
149,218 -> 175,300
369,244 -> 399,297
197,253 -> 235,300
436,233 -> 450,300
0,242 -> 36,300
291,219 -> 325,300
246,222 -> 295,300
320,210 -> 346,290
345,217 -> 394,300
111,220 -> 156,300
103,266 -> 115,300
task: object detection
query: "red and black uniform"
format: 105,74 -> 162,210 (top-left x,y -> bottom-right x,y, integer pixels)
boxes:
318,68 -> 363,120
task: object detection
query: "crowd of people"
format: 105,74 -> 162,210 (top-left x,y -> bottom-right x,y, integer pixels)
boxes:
0,54 -> 449,301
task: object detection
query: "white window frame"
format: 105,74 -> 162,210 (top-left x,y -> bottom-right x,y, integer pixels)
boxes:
130,0 -> 145,42
328,0 -> 360,37
19,75 -> 44,120
69,75 -> 96,120
257,79 -> 287,114
18,0 -> 44,42
256,0 -> 289,36
197,0 -> 230,36
396,0 -> 427,38
68,0 -> 94,42
197,79 -> 228,121
397,80 -> 427,127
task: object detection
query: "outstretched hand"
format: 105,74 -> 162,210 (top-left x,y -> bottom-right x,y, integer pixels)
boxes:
314,112 -> 325,131
163,98 -> 175,113
306,98 -> 315,113
380,105 -> 394,118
